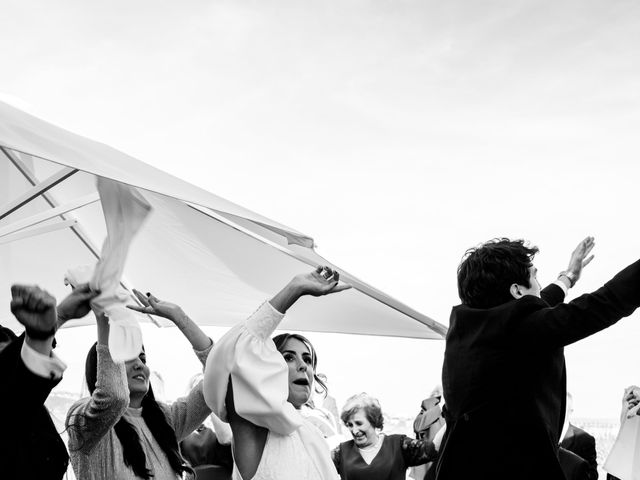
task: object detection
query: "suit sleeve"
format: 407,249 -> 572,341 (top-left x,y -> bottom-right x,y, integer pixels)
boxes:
0,335 -> 60,410
540,283 -> 565,307
511,259 -> 640,349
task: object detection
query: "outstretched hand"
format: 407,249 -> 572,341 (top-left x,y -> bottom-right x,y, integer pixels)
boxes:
269,266 -> 352,314
127,289 -> 185,324
566,236 -> 595,282
57,283 -> 100,326
292,266 -> 352,297
10,285 -> 57,337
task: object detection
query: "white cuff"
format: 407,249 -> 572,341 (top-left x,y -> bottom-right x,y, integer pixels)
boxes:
21,340 -> 67,380
553,280 -> 569,297
246,301 -> 285,340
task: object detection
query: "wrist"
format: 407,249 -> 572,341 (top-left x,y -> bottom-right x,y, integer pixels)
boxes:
558,271 -> 577,288
169,309 -> 189,326
57,311 -> 70,324
287,279 -> 308,298
25,325 -> 57,340
25,332 -> 55,355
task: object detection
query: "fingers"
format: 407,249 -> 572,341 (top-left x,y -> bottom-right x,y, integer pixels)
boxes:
74,283 -> 92,293
582,254 -> 595,267
331,283 -> 352,293
132,289 -> 151,307
316,266 -> 351,294
147,294 -> 161,308
127,304 -> 151,314
10,285 -> 55,312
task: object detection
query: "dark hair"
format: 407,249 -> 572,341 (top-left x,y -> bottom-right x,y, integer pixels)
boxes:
84,343 -> 191,479
340,393 -> 384,429
272,333 -> 328,398
457,238 -> 539,309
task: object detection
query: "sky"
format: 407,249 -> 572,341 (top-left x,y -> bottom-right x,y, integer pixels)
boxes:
1,0 -> 640,420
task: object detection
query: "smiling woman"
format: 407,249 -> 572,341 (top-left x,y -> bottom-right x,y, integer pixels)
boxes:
332,393 -> 438,480
65,292 -> 214,480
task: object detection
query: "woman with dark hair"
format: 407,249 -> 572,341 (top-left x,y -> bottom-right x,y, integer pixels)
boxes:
66,290 -> 213,480
332,393 -> 438,480
203,266 -> 350,480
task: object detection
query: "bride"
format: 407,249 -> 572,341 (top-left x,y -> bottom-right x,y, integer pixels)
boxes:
204,266 -> 350,480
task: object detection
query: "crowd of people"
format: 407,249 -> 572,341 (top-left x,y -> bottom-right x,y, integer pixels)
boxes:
1,237 -> 640,480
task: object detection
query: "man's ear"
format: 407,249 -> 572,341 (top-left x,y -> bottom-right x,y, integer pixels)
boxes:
509,284 -> 523,299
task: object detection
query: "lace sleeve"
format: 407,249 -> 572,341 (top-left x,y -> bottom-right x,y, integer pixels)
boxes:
401,435 -> 438,467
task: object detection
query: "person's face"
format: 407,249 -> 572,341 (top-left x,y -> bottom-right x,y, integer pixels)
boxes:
345,409 -> 378,448
125,350 -> 151,397
281,337 -> 314,409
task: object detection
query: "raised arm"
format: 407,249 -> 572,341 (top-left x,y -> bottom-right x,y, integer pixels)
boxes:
127,289 -> 213,439
269,266 -> 351,314
514,257 -> 640,349
541,237 -> 595,307
65,313 -> 129,454
127,289 -> 212,351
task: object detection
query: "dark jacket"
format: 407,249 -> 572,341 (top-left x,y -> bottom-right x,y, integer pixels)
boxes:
0,327 -> 69,480
436,259 -> 640,480
561,423 -> 598,480
559,446 -> 592,480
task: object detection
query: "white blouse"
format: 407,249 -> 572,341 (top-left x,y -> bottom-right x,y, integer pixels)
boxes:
203,301 -> 338,480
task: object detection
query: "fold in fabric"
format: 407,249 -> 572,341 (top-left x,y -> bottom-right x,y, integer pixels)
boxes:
66,179 -> 151,362
604,416 -> 640,480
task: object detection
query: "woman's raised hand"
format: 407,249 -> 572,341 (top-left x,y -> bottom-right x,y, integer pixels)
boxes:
127,289 -> 186,325
293,266 -> 352,297
270,266 -> 352,314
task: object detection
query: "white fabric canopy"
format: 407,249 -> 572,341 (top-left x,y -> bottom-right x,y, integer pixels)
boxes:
0,99 -> 446,339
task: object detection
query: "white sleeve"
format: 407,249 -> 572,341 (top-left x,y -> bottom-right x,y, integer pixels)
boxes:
203,301 -> 303,436
20,340 -> 66,379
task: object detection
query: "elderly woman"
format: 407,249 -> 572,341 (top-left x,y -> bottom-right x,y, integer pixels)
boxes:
332,393 -> 438,480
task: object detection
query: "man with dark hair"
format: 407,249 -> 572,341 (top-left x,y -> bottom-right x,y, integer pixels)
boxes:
0,284 -> 97,480
436,237 -> 640,480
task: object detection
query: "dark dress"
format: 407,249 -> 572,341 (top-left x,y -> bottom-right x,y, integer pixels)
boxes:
332,434 -> 437,480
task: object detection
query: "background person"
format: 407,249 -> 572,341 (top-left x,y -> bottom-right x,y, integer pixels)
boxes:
410,393 -> 445,480
179,373 -> 233,473
560,393 -> 598,480
333,392 -> 438,480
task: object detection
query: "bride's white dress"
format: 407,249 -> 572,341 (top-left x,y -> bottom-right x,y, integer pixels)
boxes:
203,302 -> 339,480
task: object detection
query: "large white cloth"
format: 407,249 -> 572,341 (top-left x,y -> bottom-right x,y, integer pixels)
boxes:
203,301 -> 338,480
66,179 -> 151,361
604,415 -> 640,480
